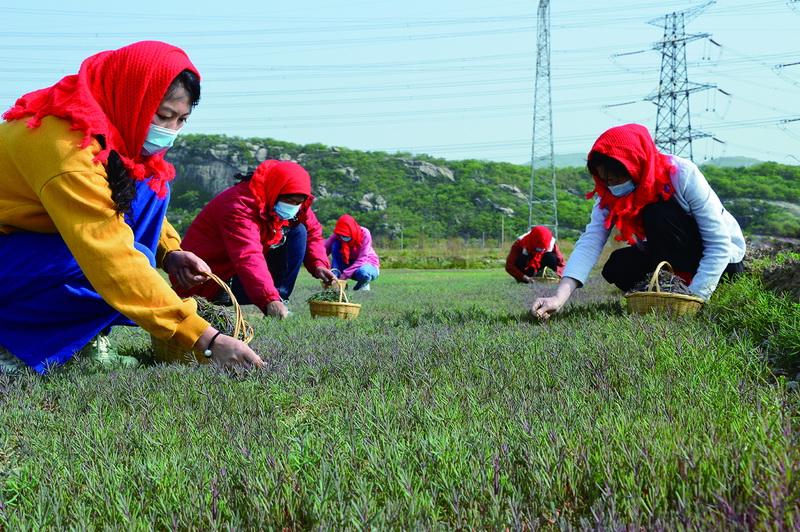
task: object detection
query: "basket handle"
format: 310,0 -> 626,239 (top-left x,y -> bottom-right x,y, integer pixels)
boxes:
646,261 -> 673,294
337,277 -> 350,304
324,269 -> 346,291
324,268 -> 352,303
203,272 -> 254,344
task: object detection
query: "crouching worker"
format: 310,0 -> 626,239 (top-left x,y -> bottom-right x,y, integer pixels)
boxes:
324,214 -> 381,291
505,225 -> 565,283
0,41 -> 263,374
532,124 -> 745,320
175,160 -> 337,319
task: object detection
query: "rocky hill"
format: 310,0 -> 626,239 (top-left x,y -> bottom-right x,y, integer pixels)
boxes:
164,134 -> 800,243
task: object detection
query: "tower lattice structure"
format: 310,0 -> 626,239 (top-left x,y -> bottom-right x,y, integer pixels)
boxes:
646,1 -> 715,159
527,0 -> 558,238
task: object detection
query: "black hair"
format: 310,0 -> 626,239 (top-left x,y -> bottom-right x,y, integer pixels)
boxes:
106,69 -> 202,215
97,134 -> 136,216
586,151 -> 631,180
106,148 -> 136,215
234,171 -> 255,182
166,69 -> 201,108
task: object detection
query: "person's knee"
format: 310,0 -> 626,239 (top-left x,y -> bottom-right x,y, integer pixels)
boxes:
354,265 -> 378,282
282,225 -> 308,265
641,200 -> 671,226
602,247 -> 649,291
601,256 -> 620,285
540,252 -> 559,270
286,223 -> 307,244
514,255 -> 529,271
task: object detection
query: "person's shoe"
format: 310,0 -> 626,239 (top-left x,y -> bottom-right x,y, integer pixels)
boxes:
356,283 -> 370,291
0,346 -> 27,375
79,334 -> 140,368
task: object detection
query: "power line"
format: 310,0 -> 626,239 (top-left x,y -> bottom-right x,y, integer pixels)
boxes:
0,1 -> 796,164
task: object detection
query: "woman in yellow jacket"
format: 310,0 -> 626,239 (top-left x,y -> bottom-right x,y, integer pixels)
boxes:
0,41 -> 262,373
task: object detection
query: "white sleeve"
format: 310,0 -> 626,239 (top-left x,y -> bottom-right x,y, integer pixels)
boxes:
561,198 -> 612,286
673,161 -> 739,300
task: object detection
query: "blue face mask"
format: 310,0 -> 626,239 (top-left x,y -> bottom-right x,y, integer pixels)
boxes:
141,124 -> 179,156
608,179 -> 637,197
274,201 -> 301,220
339,235 -> 352,242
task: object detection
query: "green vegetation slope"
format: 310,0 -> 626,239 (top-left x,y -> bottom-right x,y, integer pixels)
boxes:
165,135 -> 800,243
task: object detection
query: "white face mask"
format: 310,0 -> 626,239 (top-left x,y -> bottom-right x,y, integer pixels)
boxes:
273,201 -> 301,220
141,123 -> 180,156
608,179 -> 636,197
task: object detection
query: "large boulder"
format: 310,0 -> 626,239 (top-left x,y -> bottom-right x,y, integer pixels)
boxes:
398,158 -> 454,182
358,193 -> 387,212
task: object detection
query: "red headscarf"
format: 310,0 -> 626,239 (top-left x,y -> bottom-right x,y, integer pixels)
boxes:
249,160 -> 314,246
2,41 -> 199,198
521,225 -> 553,270
333,214 -> 363,264
586,124 -> 675,244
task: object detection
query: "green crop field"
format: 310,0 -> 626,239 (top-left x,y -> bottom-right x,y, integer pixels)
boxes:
1,264 -> 798,530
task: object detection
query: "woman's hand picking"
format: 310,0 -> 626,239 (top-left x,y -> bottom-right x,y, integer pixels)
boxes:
198,327 -> 264,368
314,267 -> 337,284
166,251 -> 211,289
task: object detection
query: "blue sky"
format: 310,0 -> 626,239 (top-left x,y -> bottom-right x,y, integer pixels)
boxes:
1,0 -> 798,165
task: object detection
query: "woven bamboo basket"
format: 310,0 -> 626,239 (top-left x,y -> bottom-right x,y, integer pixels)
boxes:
624,261 -> 705,317
309,279 -> 361,319
151,272 -> 254,363
530,266 -> 560,283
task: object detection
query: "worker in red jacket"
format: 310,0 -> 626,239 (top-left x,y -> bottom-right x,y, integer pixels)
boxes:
505,225 -> 565,283
175,160 -> 337,319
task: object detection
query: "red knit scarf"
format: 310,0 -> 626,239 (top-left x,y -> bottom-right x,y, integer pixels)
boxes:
521,225 -> 553,270
2,41 -> 199,198
333,214 -> 363,264
586,124 -> 675,243
249,160 -> 314,246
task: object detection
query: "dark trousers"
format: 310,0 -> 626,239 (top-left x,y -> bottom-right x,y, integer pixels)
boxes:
602,200 -> 743,291
514,251 -> 560,277
217,223 -> 307,306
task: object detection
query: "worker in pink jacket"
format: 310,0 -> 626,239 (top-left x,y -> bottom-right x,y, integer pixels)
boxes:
176,160 -> 337,318
324,214 -> 381,291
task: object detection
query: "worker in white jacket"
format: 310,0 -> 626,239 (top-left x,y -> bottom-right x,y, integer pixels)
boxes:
532,124 -> 745,320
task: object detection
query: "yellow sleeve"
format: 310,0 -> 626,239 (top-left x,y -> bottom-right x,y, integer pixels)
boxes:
1,116 -> 208,348
39,173 -> 209,348
157,218 -> 183,269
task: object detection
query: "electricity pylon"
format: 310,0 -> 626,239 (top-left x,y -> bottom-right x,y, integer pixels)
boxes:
646,1 -> 715,159
528,0 -> 558,239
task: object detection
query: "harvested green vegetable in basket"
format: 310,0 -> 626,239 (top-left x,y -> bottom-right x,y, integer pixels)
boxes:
193,295 -> 240,333
307,288 -> 357,303
626,269 -> 695,296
